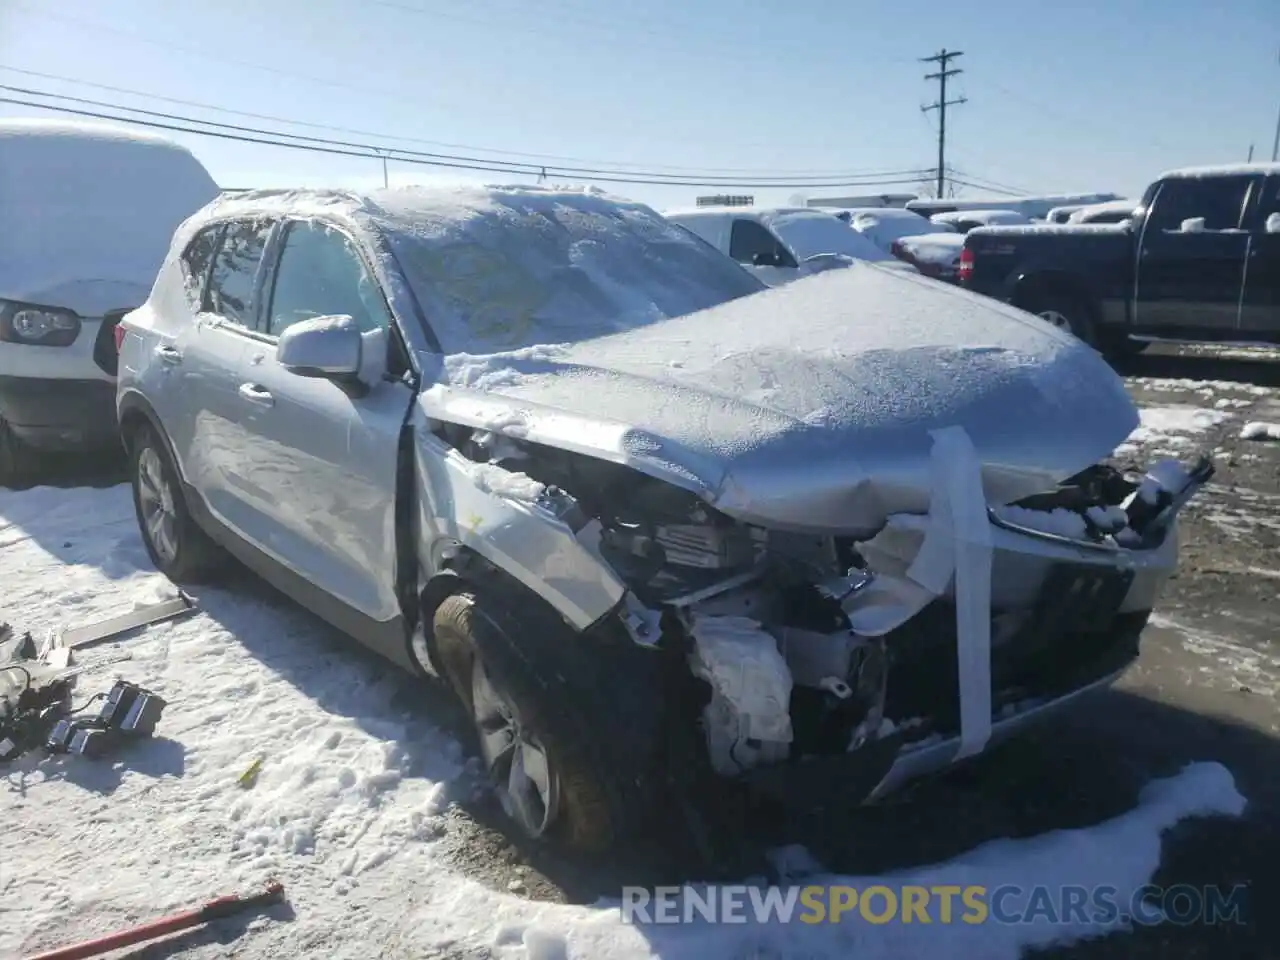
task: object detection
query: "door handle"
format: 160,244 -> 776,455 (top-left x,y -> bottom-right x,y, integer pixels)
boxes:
156,345 -> 183,365
237,383 -> 274,408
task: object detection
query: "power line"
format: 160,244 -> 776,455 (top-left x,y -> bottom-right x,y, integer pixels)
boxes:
0,67 -> 932,180
0,66 -> 896,178
921,49 -> 967,198
2,93 -> 935,189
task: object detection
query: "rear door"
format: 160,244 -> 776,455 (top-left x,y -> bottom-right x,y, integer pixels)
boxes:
223,218 -> 415,623
1133,175 -> 1253,333
172,217 -> 275,523
1239,176 -> 1280,338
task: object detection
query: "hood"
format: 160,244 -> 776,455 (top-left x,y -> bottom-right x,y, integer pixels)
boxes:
420,263 -> 1138,535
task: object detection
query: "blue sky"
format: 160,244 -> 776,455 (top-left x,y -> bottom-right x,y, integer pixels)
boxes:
1,0 -> 1277,210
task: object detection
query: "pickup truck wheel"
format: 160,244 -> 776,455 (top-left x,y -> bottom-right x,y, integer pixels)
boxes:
433,591 -> 625,855
1029,294 -> 1096,347
129,427 -> 223,583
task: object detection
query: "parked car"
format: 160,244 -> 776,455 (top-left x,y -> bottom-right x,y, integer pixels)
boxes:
907,193 -> 1122,220
961,162 -> 1280,355
119,185 -> 1205,857
1067,200 -> 1135,225
665,205 -> 899,286
834,207 -> 957,254
0,119 -> 219,485
931,209 -> 1034,233
891,232 -> 967,283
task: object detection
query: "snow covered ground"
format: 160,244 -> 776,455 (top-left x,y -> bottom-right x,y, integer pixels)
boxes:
0,474 -> 1256,957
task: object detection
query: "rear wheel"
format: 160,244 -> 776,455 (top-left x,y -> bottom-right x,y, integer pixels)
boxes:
1029,293 -> 1097,347
128,426 -> 223,582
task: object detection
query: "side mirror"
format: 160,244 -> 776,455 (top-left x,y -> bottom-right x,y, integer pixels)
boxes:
277,314 -> 363,384
1179,217 -> 1206,234
1266,213 -> 1280,235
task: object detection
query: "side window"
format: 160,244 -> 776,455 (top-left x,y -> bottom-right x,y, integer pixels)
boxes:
207,219 -> 274,328
179,225 -> 222,312
1146,177 -> 1253,233
728,219 -> 795,267
1255,178 -> 1280,221
267,221 -> 392,337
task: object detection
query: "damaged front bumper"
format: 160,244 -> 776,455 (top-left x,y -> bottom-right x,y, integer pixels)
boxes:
616,442 -> 1211,808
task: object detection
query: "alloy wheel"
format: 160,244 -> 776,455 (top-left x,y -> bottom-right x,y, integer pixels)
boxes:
137,446 -> 179,566
470,655 -> 560,839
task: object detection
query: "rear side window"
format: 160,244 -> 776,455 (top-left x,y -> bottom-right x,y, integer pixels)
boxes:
179,225 -> 223,311
207,219 -> 274,328
1255,178 -> 1280,221
1147,177 -> 1253,232
267,221 -> 391,337
728,219 -> 795,266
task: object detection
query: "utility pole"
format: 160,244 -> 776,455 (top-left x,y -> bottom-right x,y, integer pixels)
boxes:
1272,46 -> 1280,162
921,48 -> 966,198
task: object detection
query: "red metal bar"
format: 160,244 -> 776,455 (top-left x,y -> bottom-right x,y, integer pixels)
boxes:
23,882 -> 285,960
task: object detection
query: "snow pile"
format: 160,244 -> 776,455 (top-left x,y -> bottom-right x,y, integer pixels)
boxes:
0,118 -> 219,315
843,208 -> 948,252
468,461 -> 547,501
0,484 -> 1252,958
1116,405 -> 1228,456
1239,421 -> 1280,441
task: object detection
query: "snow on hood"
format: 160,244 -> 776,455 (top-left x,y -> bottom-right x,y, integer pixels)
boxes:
0,119 -> 220,315
421,265 -> 1138,534
895,232 -> 966,266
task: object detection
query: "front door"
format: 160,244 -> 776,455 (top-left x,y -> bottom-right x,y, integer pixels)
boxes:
1134,175 -> 1253,334
1240,176 -> 1280,339
227,218 -> 414,623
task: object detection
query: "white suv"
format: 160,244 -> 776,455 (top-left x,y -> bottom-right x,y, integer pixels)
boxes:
117,185 -> 1206,858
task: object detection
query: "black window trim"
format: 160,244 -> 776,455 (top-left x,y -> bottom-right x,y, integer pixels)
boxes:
197,215 -> 279,337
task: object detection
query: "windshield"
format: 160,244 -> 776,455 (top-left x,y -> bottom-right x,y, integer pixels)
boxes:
768,213 -> 892,262
383,192 -> 765,354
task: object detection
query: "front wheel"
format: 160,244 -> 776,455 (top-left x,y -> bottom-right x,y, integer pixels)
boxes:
0,419 -> 30,488
432,591 -> 634,855
129,427 -> 223,582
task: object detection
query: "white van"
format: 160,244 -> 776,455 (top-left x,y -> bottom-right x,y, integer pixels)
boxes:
0,119 -> 219,483
665,206 -> 901,287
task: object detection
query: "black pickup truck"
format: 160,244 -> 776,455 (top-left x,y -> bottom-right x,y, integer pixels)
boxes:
959,163 -> 1280,357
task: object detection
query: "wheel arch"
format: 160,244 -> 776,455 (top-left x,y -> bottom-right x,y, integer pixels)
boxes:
1010,270 -> 1102,327
117,391 -> 188,485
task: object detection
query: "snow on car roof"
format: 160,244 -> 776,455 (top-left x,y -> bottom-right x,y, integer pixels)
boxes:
933,209 -> 1030,223
0,117 -> 198,150
181,184 -> 766,355
0,118 -> 219,315
1158,161 -> 1280,180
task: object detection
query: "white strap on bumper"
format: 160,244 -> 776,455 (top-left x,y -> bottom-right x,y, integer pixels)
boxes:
904,426 -> 994,760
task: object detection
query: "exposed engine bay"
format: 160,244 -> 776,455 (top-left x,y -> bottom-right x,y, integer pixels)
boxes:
441,420 -> 1211,783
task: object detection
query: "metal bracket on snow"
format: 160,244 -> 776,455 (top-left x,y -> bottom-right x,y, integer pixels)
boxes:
50,591 -> 198,653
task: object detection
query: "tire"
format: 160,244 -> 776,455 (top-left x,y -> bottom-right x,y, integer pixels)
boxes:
432,590 -> 633,855
128,425 -> 223,583
1027,293 -> 1097,347
0,419 -> 30,489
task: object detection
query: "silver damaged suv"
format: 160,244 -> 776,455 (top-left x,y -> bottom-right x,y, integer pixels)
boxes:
117,185 -> 1208,856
